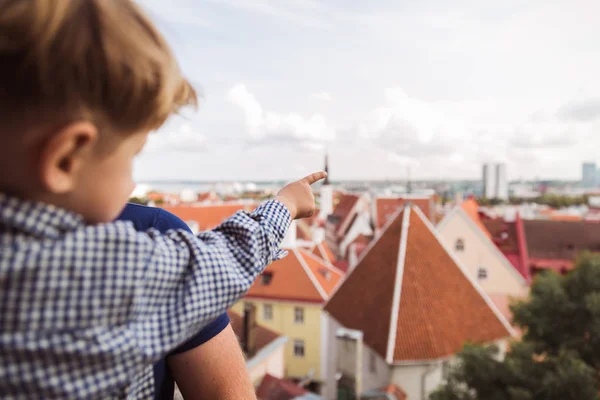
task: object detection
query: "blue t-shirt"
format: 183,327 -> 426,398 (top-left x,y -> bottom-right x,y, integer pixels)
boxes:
117,203 -> 230,400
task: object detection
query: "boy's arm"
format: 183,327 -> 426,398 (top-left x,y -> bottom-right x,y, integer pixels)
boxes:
168,324 -> 257,400
134,199 -> 290,362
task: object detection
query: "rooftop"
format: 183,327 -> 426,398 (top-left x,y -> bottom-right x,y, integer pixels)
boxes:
325,205 -> 512,362
247,248 -> 344,303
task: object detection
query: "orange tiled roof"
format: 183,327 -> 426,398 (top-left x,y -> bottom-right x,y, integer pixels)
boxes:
228,311 -> 281,356
325,206 -> 511,362
460,198 -> 492,238
246,248 -> 343,303
162,203 -> 254,231
375,197 -> 432,230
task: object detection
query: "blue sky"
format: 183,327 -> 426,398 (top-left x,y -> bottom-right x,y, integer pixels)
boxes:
134,0 -> 600,181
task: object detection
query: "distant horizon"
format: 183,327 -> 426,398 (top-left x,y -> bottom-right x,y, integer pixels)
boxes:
137,178 -> 582,185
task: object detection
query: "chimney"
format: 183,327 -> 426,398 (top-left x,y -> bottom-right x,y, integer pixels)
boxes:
243,303 -> 257,356
281,220 -> 297,248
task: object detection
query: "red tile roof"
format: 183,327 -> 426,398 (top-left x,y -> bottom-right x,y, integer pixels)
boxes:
255,374 -> 308,400
228,311 -> 281,357
246,248 -> 344,304
484,218 -> 600,272
375,197 -> 433,230
330,194 -> 360,231
380,384 -> 407,400
325,206 -> 512,362
162,203 -> 255,231
333,260 -> 350,273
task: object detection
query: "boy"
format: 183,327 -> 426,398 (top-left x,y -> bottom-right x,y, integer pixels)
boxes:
0,0 -> 326,398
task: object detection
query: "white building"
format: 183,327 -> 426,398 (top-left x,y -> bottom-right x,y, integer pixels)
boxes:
482,163 -> 508,200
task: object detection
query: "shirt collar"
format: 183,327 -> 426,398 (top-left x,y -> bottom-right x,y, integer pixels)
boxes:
0,193 -> 84,238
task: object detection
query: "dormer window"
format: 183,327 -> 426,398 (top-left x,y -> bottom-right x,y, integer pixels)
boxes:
261,272 -> 273,285
455,239 -> 465,252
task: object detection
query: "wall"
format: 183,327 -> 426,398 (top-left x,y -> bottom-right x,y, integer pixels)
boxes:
360,344 -> 391,395
248,341 -> 287,385
321,314 -> 340,400
438,213 -> 527,297
233,299 -> 324,380
390,362 -> 445,400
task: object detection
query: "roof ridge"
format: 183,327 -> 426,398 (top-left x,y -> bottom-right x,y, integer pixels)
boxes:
386,205 -> 411,363
294,248 -> 328,301
299,248 -> 343,276
410,205 -> 517,338
326,204 -> 407,303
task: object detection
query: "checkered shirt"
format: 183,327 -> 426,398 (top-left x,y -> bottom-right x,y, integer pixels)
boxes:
0,194 -> 291,399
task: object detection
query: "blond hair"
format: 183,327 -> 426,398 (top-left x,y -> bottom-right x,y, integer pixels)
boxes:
0,0 -> 197,134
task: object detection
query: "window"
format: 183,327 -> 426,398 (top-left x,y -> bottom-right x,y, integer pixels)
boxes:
293,339 -> 305,357
263,304 -> 273,321
477,267 -> 488,280
455,238 -> 465,251
294,307 -> 304,324
369,352 -> 377,373
261,272 -> 273,285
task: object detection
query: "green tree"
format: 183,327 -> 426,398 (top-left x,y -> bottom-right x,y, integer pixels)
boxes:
430,253 -> 600,400
128,196 -> 148,205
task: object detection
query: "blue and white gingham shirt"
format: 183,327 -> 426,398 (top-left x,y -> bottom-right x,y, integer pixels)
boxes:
0,194 -> 290,399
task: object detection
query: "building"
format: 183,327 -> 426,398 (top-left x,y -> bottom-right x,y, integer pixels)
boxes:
228,307 -> 288,385
437,198 -> 529,323
325,193 -> 372,259
322,204 -> 514,400
484,217 -> 600,276
231,247 -> 344,390
582,162 -> 597,188
495,163 -> 508,200
482,163 -> 508,200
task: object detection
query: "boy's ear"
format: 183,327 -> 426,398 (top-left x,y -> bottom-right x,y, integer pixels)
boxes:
38,121 -> 98,194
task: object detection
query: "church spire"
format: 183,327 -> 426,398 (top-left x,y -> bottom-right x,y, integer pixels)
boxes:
323,152 -> 330,185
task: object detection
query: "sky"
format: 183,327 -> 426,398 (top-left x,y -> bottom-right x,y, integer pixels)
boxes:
134,0 -> 600,182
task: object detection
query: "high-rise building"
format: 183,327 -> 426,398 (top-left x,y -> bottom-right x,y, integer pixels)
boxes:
482,163 -> 508,200
482,163 -> 496,199
495,163 -> 508,200
582,162 -> 597,188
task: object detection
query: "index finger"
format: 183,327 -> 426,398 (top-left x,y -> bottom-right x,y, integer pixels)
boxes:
302,171 -> 328,185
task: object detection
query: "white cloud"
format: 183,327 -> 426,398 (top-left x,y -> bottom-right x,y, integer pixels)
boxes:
144,123 -> 207,153
358,88 -> 469,157
228,84 -> 336,144
312,91 -> 333,102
